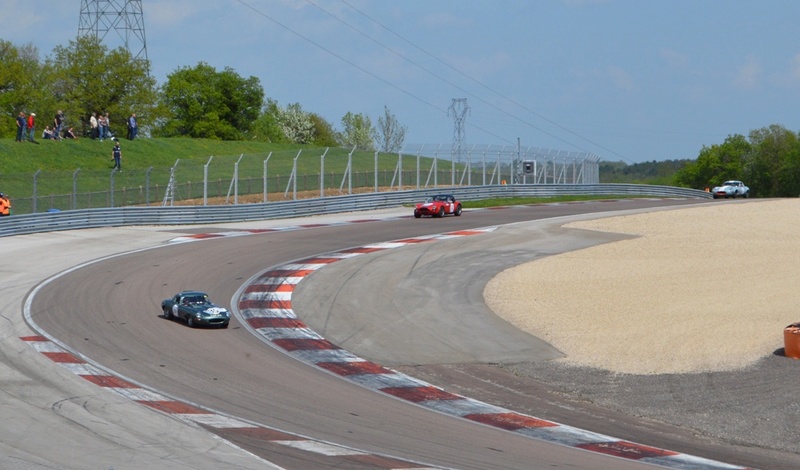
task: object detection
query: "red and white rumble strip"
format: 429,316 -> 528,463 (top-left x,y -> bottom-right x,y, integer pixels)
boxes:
21,220 -> 753,470
19,334 -> 442,469
237,227 -> 753,470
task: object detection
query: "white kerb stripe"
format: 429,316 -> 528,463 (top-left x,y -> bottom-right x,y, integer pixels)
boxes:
273,440 -> 367,456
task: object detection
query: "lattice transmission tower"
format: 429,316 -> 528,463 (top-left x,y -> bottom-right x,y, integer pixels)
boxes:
78,0 -> 149,63
448,98 -> 470,163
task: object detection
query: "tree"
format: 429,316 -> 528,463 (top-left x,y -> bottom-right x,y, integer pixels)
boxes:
375,106 -> 407,153
0,41 -> 45,137
673,134 -> 750,189
309,113 -> 339,147
48,36 -> 157,135
340,112 -> 376,151
276,102 -> 314,144
745,124 -> 799,197
250,99 -> 287,143
158,62 -> 263,140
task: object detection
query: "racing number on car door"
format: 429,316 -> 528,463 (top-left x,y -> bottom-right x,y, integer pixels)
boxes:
172,303 -> 179,318
446,202 -> 452,213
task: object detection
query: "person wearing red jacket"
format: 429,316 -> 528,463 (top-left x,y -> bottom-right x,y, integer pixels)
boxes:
0,193 -> 11,216
27,113 -> 36,142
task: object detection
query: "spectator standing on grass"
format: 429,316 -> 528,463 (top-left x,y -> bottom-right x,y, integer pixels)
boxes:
111,141 -> 122,171
53,110 -> 64,140
27,113 -> 36,142
90,112 -> 98,139
127,112 -> 137,140
16,111 -> 27,142
98,113 -> 107,141
104,112 -> 111,139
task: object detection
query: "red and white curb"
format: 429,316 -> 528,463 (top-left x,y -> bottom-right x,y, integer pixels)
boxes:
237,228 -> 753,470
19,334 -> 444,469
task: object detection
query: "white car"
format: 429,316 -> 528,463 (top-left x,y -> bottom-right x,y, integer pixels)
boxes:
711,180 -> 749,199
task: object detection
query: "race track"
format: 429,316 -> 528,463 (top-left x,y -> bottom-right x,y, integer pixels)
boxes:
17,198 -> 781,469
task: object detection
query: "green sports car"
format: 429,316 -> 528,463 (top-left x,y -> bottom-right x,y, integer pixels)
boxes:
161,290 -> 230,328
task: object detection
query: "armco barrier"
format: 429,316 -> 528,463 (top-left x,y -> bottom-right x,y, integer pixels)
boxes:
0,184 -> 711,238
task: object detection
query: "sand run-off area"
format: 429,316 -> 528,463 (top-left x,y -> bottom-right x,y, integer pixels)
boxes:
484,199 -> 800,375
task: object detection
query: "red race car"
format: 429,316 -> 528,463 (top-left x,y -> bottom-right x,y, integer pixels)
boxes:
414,194 -> 462,218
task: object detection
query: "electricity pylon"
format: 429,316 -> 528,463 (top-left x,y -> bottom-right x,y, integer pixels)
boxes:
78,0 -> 149,63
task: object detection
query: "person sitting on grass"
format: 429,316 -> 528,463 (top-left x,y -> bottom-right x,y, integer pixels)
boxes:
63,127 -> 77,139
42,126 -> 57,140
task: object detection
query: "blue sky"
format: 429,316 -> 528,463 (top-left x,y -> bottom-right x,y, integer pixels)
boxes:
3,0 -> 800,163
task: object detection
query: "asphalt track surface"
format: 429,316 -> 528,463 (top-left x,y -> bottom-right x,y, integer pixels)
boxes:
17,198 -> 796,469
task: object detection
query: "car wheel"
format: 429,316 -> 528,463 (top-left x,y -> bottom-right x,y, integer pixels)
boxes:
187,316 -> 195,328
437,207 -> 445,218
221,322 -> 229,329
414,210 -> 421,218
744,192 -> 749,198
163,307 -> 172,320
454,205 -> 462,216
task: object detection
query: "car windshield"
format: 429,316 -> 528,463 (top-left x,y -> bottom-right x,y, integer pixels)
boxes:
184,295 -> 207,305
723,181 -> 738,186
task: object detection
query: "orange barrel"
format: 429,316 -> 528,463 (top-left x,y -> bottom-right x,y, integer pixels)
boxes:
784,323 -> 800,359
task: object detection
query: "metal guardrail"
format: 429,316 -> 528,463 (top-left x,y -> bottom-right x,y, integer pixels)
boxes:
0,184 -> 711,238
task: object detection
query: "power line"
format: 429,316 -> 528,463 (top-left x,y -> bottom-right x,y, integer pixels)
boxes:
235,0 -> 515,144
238,0 -> 628,160
336,0 -> 633,162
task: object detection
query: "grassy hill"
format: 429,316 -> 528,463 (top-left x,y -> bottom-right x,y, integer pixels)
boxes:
0,137 -> 317,174
1,137 -> 686,214
0,137 -> 440,212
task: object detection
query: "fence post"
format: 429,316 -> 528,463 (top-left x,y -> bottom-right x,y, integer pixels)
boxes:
145,166 -> 153,206
203,156 -> 213,206
433,144 -> 441,188
263,152 -> 272,203
482,146 -> 487,186
32,169 -> 41,213
373,149 -> 378,193
415,145 -> 424,190
284,150 -> 301,200
72,168 -> 80,210
319,147 -> 329,197
110,168 -> 118,207
346,147 -> 352,195
467,144 -> 475,186
450,145 -> 456,187
397,148 -> 404,190
162,159 -> 179,206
